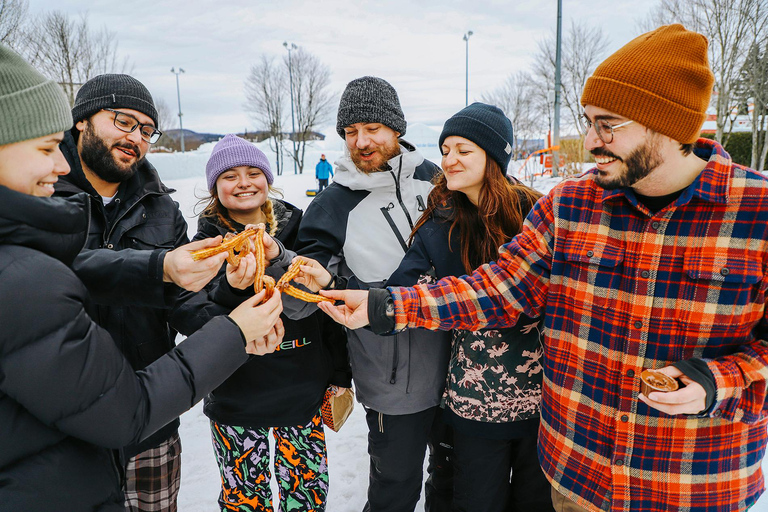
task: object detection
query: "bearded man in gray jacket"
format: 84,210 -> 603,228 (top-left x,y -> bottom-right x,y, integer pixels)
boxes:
294,76 -> 452,512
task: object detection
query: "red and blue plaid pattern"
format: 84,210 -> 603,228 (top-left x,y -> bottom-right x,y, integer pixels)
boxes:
389,139 -> 768,512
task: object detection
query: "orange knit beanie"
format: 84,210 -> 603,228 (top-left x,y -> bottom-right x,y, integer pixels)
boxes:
580,24 -> 714,144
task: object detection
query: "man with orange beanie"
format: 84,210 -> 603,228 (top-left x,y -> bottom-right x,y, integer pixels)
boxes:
318,24 -> 768,512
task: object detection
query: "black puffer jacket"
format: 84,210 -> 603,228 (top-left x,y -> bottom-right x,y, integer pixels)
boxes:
0,186 -> 248,511
172,201 -> 352,427
54,131 -> 188,456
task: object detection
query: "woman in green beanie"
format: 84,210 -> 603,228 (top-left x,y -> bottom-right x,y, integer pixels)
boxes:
0,43 -> 284,511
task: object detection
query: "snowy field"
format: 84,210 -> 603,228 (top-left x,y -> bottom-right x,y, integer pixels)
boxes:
151,136 -> 768,511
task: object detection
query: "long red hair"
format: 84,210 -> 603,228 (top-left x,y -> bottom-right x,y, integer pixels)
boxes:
411,158 -> 542,273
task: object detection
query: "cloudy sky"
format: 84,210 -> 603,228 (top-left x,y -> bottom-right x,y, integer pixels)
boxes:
28,0 -> 655,135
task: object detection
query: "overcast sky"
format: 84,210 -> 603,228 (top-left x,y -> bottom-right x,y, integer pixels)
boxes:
28,0 -> 656,135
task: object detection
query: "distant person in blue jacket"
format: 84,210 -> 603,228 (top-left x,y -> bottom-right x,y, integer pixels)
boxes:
315,154 -> 333,192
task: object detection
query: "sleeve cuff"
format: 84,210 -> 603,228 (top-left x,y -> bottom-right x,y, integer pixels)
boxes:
368,288 -> 395,335
673,358 -> 716,415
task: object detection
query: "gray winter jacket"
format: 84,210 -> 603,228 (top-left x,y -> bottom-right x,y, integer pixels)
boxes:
294,141 -> 451,414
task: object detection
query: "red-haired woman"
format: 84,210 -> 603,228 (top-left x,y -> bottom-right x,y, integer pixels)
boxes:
385,103 -> 554,512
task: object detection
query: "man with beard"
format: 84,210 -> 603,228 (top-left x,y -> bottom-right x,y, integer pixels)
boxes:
294,76 -> 453,512
53,74 -> 221,512
319,25 -> 768,512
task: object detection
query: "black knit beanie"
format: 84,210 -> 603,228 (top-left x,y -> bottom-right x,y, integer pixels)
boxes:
72,73 -> 158,127
439,102 -> 514,172
336,76 -> 406,138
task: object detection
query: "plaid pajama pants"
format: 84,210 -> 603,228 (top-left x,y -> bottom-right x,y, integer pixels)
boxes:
124,432 -> 182,512
210,412 -> 328,512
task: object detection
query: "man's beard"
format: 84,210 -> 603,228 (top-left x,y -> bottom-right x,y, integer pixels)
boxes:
80,122 -> 142,184
592,137 -> 663,190
349,137 -> 401,174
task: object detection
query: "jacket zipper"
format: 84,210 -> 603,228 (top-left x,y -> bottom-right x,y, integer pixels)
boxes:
389,155 -> 415,231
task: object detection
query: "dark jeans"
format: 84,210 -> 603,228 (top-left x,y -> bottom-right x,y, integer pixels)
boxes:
452,429 -> 554,512
363,406 -> 453,512
318,178 -> 329,191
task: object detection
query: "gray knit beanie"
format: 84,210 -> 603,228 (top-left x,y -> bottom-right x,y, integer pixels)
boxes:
336,76 -> 406,138
206,134 -> 274,190
439,102 -> 514,172
0,44 -> 72,146
72,74 -> 158,127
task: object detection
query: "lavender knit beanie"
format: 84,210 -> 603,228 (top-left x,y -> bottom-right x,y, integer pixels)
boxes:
206,134 -> 273,190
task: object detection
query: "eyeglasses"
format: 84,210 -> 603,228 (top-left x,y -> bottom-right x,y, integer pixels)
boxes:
102,108 -> 162,144
577,114 -> 633,144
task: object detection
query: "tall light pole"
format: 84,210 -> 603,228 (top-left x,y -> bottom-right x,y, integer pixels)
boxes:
283,41 -> 298,174
170,67 -> 185,153
552,0 -> 562,177
463,31 -> 473,107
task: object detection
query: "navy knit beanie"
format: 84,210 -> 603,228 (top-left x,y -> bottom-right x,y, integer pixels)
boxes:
72,74 -> 159,127
336,76 -> 406,138
439,102 -> 514,171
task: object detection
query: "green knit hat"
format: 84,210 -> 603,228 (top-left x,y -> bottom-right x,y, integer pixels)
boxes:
0,43 -> 72,146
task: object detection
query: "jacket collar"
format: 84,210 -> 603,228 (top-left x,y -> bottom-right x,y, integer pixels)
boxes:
0,186 -> 89,266
332,139 -> 425,192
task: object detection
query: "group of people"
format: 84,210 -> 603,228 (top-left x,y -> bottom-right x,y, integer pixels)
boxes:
0,21 -> 767,512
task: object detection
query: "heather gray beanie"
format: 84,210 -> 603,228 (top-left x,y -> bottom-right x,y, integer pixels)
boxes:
0,43 -> 72,146
72,73 -> 158,127
336,76 -> 406,138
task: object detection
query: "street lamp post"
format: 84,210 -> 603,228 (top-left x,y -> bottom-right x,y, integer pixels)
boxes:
170,67 -> 185,153
552,0 -> 563,177
463,31 -> 473,107
283,41 -> 298,174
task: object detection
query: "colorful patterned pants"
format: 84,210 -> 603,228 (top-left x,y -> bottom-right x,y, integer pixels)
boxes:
210,413 -> 328,512
124,432 -> 182,512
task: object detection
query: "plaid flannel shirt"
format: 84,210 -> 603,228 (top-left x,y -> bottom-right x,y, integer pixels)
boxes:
389,139 -> 768,512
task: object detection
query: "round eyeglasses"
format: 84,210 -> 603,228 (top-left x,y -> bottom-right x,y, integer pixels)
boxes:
577,114 -> 633,144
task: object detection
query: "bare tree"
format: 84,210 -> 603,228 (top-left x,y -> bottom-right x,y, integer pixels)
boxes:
244,55 -> 287,175
0,0 -> 27,49
644,0 -> 764,145
480,71 -> 546,157
20,11 -> 132,106
284,47 -> 335,174
153,97 -> 180,151
534,20 -> 609,163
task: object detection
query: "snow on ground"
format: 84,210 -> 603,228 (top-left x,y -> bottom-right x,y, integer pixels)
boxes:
153,138 -> 768,511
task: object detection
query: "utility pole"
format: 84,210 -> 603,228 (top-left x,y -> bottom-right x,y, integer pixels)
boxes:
170,67 -> 185,153
283,41 -> 298,174
552,0 -> 562,177
463,31 -> 473,107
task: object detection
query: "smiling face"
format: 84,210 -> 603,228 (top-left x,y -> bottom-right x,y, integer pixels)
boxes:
0,133 -> 70,197
75,108 -> 151,185
216,166 -> 269,219
441,136 -> 487,205
343,122 -> 401,174
583,105 -> 664,190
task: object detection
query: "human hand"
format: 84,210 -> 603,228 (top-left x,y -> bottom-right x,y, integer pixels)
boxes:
228,289 -> 284,354
226,251 -> 257,290
163,237 -> 228,292
638,365 -> 707,415
329,385 -> 350,397
244,224 -> 281,262
317,289 -> 370,329
291,256 -> 332,292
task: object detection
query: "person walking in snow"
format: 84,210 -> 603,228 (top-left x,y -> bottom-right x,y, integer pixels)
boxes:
0,42 -> 284,511
385,103 -> 553,512
315,153 -> 333,192
294,76 -> 453,512
319,25 -> 768,512
172,134 -> 351,512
